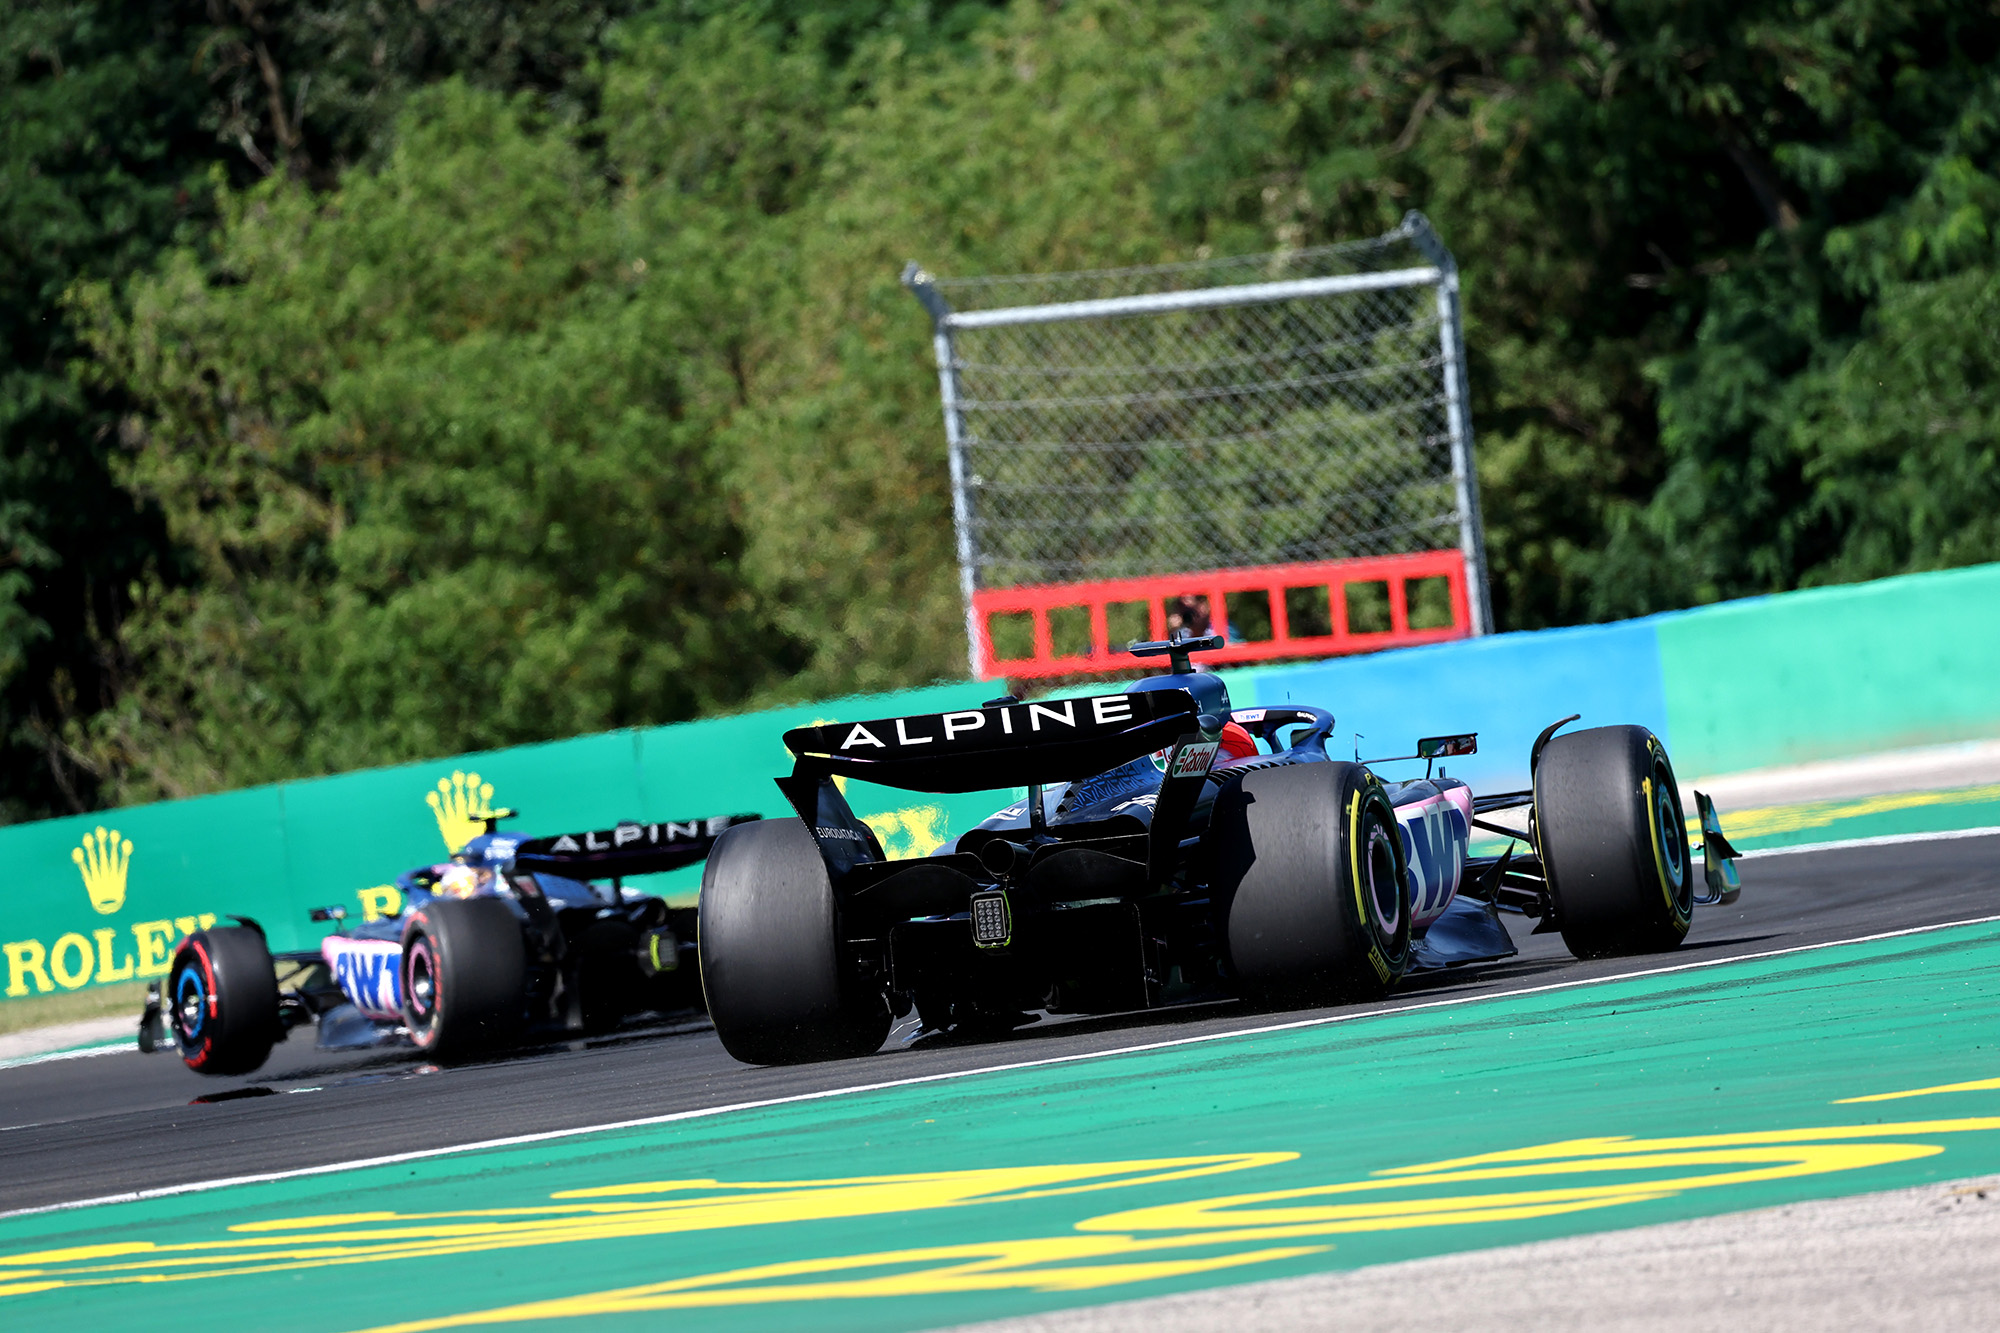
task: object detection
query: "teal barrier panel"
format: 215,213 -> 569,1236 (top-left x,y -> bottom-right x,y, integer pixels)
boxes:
1,788 -> 285,998
1656,562 -> 2000,776
273,728 -> 653,936
1226,561 -> 2000,787
0,681 -> 1004,1001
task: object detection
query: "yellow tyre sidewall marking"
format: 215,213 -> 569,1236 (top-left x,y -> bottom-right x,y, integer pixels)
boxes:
1349,778 -> 1393,983
1642,738 -> 1691,929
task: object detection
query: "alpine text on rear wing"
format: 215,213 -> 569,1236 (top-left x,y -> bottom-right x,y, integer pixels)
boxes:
782,690 -> 1204,794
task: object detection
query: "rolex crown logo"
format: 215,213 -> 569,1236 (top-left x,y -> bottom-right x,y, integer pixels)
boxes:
72,826 -> 133,915
427,770 -> 496,855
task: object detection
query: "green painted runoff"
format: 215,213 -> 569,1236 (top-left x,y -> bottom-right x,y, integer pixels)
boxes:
6,920 -> 2000,1332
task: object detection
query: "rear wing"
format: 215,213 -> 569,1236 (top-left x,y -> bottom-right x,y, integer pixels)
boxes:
779,689 -> 1210,881
782,690 -> 1202,794
512,815 -> 761,878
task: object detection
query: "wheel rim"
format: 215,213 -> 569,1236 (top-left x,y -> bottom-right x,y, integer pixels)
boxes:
1651,755 -> 1692,923
406,939 -> 439,1027
1654,781 -> 1685,885
172,964 -> 207,1043
1364,818 -> 1402,937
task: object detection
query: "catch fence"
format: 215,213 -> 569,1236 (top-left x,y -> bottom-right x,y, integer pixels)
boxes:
905,211 -> 1491,679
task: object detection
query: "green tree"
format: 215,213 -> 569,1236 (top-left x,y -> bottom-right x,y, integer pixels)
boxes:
1608,30 -> 2000,608
1166,0 -> 2000,627
73,2 -> 1219,798
649,0 -> 1224,695
170,0 -> 642,183
76,83 -> 793,800
1,0 -> 703,818
35,0 -> 2000,812
1,3 -> 215,821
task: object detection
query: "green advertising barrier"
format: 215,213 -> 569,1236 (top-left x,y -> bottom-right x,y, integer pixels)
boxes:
1656,561 -> 2000,775
0,786 -> 283,1000
0,680 -> 1012,1001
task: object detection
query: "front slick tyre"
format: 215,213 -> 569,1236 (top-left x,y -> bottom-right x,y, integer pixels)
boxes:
169,925 -> 278,1075
400,896 -> 526,1060
1535,725 -> 1692,959
1215,761 -> 1412,1007
699,818 -> 889,1066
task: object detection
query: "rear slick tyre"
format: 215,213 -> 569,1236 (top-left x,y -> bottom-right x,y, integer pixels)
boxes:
1535,725 -> 1692,958
1214,761 -> 1412,1006
699,818 -> 889,1065
168,925 -> 279,1076
400,896 -> 526,1060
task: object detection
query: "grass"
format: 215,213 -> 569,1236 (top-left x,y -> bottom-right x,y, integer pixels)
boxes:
0,980 -> 150,1038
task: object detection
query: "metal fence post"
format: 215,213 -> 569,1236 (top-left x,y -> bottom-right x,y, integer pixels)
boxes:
1404,213 -> 1495,637
902,263 -> 987,678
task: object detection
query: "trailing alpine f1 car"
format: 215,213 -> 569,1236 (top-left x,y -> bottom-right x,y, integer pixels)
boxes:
143,812 -> 758,1075
699,634 -> 1741,1065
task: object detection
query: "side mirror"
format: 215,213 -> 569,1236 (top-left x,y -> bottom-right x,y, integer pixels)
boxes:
1359,732 -> 1478,775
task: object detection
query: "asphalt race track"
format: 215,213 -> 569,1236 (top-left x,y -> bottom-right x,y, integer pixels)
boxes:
3,832 -> 1996,1219
7,836 -> 1992,1216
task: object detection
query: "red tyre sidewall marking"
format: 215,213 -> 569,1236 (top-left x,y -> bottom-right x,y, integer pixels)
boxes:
405,917 -> 440,1050
181,938 -> 219,1070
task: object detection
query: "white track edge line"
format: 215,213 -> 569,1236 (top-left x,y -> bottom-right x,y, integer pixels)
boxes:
1738,825 -> 2000,859
0,1042 -> 127,1072
8,909 -> 2000,1224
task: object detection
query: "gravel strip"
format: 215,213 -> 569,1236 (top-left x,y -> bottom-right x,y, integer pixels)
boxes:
943,1174 -> 2000,1332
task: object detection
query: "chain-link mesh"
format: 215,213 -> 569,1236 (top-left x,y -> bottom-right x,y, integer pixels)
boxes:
913,217 -> 1475,595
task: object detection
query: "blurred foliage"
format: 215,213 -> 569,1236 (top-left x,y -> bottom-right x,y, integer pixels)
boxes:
2,3 -> 212,821
9,0 -> 2000,813
691,0 -> 1222,695
1608,55 -> 2000,609
74,86 -> 802,796
1167,0 -> 2000,627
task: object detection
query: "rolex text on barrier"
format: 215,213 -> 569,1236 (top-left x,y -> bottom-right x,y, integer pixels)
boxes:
3,821 -> 226,997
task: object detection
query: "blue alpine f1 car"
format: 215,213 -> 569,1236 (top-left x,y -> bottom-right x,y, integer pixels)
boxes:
144,812 -> 757,1075
698,634 -> 1741,1064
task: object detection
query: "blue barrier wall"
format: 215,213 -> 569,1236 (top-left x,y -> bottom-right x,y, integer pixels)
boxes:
1224,617 -> 1671,793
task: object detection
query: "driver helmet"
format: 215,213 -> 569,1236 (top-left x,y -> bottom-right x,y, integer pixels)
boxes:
434,863 -> 496,899
454,831 -> 521,871
1218,721 -> 1258,762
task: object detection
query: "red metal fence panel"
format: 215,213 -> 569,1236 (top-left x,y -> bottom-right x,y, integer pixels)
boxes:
971,551 -> 1472,680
